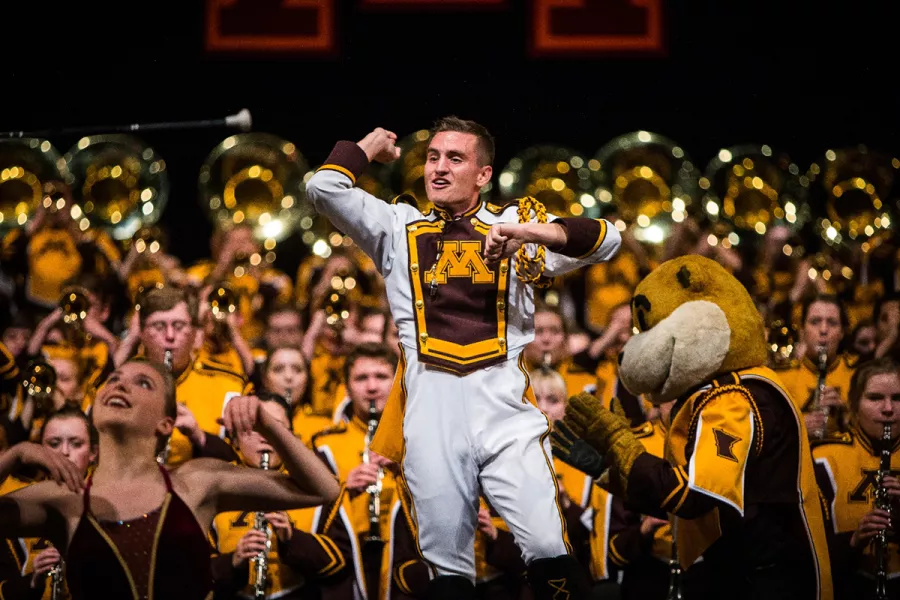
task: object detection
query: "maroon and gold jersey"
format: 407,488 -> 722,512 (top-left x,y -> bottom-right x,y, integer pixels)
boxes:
778,354 -> 856,413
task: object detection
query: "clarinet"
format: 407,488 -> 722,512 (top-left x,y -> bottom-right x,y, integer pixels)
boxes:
48,561 -> 63,600
666,541 -> 685,600
874,423 -> 892,600
157,350 -> 174,465
809,345 -> 830,439
253,451 -> 272,599
363,399 -> 384,544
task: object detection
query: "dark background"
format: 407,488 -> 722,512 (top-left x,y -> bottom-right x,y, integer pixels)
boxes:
2,0 -> 897,278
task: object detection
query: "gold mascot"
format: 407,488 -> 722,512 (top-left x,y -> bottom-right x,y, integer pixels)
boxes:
555,255 -> 834,599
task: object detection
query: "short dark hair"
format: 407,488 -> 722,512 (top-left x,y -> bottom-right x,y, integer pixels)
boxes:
139,287 -> 199,329
848,357 -> 900,415
266,304 -> 304,329
429,116 -> 495,167
343,342 -> 398,383
800,294 -> 848,331
41,405 -> 99,448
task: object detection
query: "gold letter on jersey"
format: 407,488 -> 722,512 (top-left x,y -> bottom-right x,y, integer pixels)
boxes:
425,241 -> 495,285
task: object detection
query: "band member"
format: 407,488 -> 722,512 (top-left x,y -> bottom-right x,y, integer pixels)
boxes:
259,347 -> 331,444
813,358 -> 900,599
778,295 -> 856,434
524,305 -> 599,396
211,393 -> 353,599
0,358 -> 340,600
312,343 -> 418,600
307,117 -> 620,598
0,406 -> 96,599
113,287 -> 252,465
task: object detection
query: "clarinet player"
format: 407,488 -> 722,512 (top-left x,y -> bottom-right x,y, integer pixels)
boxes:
813,358 -> 900,599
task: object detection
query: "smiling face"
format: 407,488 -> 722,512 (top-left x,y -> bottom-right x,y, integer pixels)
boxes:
93,361 -> 174,444
424,131 -> 492,215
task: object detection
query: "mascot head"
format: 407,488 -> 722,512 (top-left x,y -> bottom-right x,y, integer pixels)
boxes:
618,255 -> 766,404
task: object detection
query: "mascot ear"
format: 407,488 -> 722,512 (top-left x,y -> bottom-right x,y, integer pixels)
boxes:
619,301 -> 732,403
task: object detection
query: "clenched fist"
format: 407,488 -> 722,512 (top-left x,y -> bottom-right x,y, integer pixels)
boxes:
357,128 -> 401,164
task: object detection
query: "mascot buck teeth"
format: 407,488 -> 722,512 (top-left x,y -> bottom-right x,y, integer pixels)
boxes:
555,255 -> 834,600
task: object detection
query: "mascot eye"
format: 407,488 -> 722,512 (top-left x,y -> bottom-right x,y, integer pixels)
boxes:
632,294 -> 652,332
676,265 -> 692,289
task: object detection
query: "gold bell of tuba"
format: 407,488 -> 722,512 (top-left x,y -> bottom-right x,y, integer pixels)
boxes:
0,137 -> 70,233
323,268 -> 359,331
590,131 -> 700,254
62,134 -> 169,241
700,144 -> 810,250
198,133 -> 315,263
59,285 -> 92,347
805,145 -> 899,282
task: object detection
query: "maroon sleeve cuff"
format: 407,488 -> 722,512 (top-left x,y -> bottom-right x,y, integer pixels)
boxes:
394,559 -> 430,595
316,141 -> 370,183
552,218 -> 606,259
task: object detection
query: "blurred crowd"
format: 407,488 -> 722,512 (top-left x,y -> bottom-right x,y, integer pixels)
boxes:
1,175 -> 899,600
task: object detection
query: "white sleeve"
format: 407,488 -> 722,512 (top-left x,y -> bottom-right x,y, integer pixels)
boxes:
306,169 -> 416,277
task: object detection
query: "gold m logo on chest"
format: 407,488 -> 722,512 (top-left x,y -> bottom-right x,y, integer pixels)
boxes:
424,240 -> 495,285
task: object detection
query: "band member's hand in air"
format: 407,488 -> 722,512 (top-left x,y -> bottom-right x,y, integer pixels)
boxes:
175,403 -> 207,446
483,222 -> 568,264
357,128 -> 401,164
232,529 -> 269,568
30,546 -> 61,588
346,463 -> 381,494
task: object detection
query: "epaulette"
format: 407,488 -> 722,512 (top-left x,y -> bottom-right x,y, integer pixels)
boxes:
809,431 -> 854,449
196,358 -> 246,383
631,420 -> 655,439
486,199 -> 519,215
310,422 -> 348,449
391,193 -> 419,209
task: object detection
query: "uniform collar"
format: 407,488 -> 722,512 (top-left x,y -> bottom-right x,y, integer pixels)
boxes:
433,200 -> 483,222
801,353 -> 842,375
851,423 -> 900,456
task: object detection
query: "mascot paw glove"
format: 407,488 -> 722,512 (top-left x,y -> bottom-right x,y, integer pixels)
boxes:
562,393 -> 645,496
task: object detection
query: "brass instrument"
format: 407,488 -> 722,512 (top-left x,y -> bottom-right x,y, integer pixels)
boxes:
206,282 -> 239,352
874,423 -> 892,600
590,131 -> 700,252
198,133 -> 315,264
59,286 -> 91,347
21,359 -> 57,414
253,451 -> 272,599
323,269 -> 359,331
363,398 -> 385,545
808,345 -> 831,440
0,137 -> 69,233
498,145 -> 598,220
701,144 -> 810,250
62,134 -> 169,241
766,319 -> 796,369
806,146 -> 899,286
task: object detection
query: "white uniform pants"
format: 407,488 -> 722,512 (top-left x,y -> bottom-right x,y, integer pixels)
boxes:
400,349 -> 570,582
